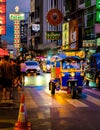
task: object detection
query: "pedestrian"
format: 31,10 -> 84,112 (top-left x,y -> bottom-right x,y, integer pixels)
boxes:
20,60 -> 26,86
1,56 -> 13,100
12,59 -> 22,88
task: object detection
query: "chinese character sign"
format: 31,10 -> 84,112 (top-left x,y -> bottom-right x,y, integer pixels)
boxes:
0,0 -> 6,35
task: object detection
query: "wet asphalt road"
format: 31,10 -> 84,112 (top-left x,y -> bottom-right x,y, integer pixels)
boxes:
24,73 -> 100,130
0,73 -> 100,130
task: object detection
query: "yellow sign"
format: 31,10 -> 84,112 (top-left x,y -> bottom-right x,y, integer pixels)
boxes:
66,51 -> 85,58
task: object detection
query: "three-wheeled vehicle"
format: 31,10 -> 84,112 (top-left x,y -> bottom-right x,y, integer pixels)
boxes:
49,56 -> 84,98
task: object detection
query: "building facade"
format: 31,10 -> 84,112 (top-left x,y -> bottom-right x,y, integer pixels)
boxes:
28,0 -> 100,58
28,0 -> 65,57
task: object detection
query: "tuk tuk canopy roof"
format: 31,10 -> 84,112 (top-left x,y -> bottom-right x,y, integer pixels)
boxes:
50,53 -> 67,62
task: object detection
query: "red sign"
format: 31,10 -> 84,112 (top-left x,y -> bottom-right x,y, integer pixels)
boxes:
0,25 -> 6,34
46,9 -> 63,26
0,0 -> 6,2
0,4 -> 6,13
0,15 -> 6,24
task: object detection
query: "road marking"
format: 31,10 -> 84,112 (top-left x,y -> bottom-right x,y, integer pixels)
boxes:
84,89 -> 100,96
86,95 -> 100,106
66,99 -> 88,108
38,91 -> 63,107
37,112 -> 45,119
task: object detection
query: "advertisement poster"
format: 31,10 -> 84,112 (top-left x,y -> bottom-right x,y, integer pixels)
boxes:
69,19 -> 78,50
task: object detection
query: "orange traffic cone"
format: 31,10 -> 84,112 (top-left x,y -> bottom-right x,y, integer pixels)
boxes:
14,94 -> 31,130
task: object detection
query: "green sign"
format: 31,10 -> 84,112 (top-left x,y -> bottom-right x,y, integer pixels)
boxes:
9,13 -> 25,20
46,31 -> 62,40
97,38 -> 100,46
96,0 -> 100,9
96,11 -> 100,22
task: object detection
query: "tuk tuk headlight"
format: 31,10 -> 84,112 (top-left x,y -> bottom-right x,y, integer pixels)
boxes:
70,72 -> 75,77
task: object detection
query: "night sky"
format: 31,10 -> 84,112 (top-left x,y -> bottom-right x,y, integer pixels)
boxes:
3,0 -> 30,44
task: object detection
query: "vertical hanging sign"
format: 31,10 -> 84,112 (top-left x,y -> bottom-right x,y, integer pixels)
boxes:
96,0 -> 100,22
0,0 -> 6,35
9,6 -> 25,49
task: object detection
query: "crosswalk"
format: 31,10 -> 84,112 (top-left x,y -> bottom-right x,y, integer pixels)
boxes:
30,87 -> 100,108
25,87 -> 100,120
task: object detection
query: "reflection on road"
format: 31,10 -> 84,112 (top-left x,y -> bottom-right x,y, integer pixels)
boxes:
24,73 -> 51,89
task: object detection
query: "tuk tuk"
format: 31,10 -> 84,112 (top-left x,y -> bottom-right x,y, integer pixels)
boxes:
49,56 -> 84,98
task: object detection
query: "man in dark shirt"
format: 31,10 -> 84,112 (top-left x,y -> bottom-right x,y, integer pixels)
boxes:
1,56 -> 13,100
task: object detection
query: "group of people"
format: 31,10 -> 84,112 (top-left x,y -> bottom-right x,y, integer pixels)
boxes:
0,56 -> 26,100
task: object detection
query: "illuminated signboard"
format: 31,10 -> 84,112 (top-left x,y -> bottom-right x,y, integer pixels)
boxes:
46,31 -> 61,40
83,40 -> 96,47
95,23 -> 100,33
62,22 -> 69,50
0,15 -> 6,24
96,0 -> 100,9
96,11 -> 100,22
0,0 -> 6,2
0,4 -> 6,13
69,19 -> 78,50
32,24 -> 40,31
0,1 -> 6,35
97,38 -> 100,46
0,25 -> 6,34
14,20 -> 20,48
9,13 -> 25,20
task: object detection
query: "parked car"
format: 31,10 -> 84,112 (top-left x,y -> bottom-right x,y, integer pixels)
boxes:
25,60 -> 41,74
84,53 -> 100,87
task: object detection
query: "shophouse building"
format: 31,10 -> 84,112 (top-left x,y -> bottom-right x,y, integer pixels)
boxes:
28,0 -> 100,58
28,0 -> 65,57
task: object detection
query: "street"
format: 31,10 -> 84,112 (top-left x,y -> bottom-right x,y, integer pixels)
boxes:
0,73 -> 100,130
24,73 -> 100,130
0,0 -> 100,129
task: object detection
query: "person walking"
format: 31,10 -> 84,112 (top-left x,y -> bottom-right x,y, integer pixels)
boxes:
12,59 -> 22,88
20,60 -> 26,86
1,56 -> 13,100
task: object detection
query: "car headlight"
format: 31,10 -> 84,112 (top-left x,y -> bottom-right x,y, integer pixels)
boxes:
37,67 -> 40,71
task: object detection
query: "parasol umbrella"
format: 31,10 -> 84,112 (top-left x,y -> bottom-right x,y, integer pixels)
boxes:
0,48 -> 9,56
3,49 -> 9,56
0,48 -> 4,56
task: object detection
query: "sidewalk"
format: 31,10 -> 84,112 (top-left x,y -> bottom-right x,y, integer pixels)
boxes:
0,87 -> 26,130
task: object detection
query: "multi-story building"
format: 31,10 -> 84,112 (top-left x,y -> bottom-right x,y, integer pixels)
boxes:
28,0 -> 100,58
28,0 -> 65,57
63,0 -> 100,54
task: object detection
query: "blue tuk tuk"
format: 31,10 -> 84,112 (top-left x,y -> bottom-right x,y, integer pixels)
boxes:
49,56 -> 84,98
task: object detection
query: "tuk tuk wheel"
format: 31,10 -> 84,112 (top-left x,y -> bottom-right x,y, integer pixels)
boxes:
51,82 -> 55,95
49,81 -> 52,90
71,89 -> 76,99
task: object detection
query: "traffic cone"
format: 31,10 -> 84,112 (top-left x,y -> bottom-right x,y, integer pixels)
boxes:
14,94 -> 31,130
